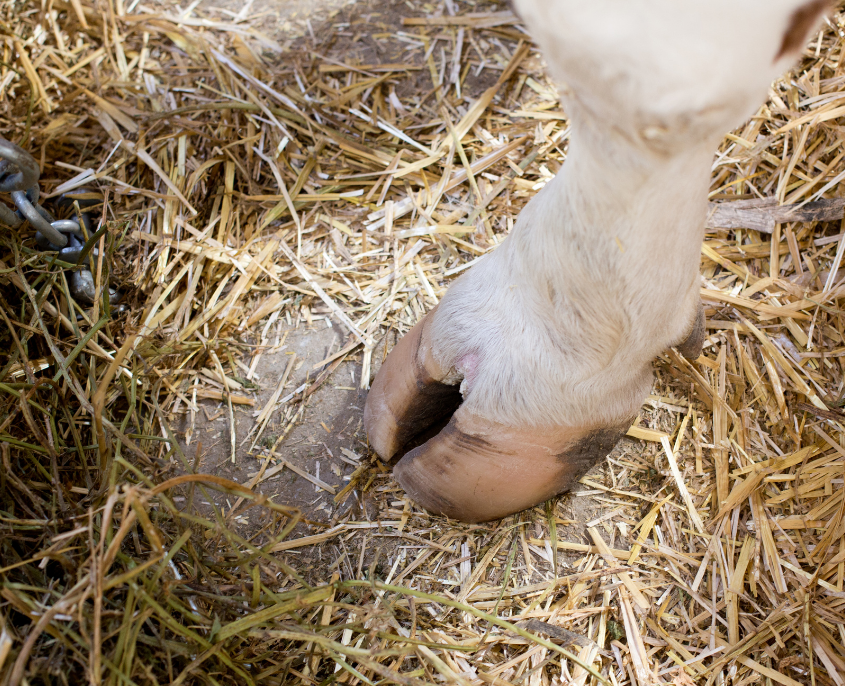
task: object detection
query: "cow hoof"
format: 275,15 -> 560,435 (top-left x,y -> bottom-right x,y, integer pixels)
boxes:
394,407 -> 629,523
364,310 -> 630,522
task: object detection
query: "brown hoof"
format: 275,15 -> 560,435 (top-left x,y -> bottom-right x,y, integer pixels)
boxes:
364,309 -> 461,460
365,310 -> 631,523
394,407 -> 629,523
675,302 -> 705,360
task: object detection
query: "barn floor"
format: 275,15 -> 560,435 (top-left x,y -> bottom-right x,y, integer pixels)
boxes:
1,0 -> 844,684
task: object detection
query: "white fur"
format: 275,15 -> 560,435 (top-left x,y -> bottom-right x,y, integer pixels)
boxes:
427,0 -> 826,429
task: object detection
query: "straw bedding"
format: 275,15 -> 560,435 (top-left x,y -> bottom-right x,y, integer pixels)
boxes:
1,0 -> 845,683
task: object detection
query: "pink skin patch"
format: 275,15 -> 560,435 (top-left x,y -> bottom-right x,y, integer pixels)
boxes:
457,353 -> 480,396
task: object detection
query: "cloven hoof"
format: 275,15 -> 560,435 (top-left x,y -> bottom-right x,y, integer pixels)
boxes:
363,309 -> 634,523
365,299 -> 706,523
393,408 -> 630,523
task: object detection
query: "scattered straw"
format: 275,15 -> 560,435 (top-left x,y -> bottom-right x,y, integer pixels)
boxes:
2,0 -> 845,683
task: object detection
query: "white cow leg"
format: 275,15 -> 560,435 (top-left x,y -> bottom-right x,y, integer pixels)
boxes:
365,0 -> 830,522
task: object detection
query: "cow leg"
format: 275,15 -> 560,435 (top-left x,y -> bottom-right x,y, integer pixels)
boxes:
365,0 -> 830,523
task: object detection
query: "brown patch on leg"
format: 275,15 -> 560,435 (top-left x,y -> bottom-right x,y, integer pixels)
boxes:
553,425 -> 630,489
394,407 -> 629,523
674,302 -> 705,360
364,309 -> 461,461
776,0 -> 830,61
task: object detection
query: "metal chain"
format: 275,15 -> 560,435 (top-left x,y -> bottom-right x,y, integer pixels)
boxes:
0,138 -> 120,304
0,139 -> 80,247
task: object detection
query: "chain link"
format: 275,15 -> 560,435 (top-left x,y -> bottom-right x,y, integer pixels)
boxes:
0,138 -> 120,305
0,139 -> 81,247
